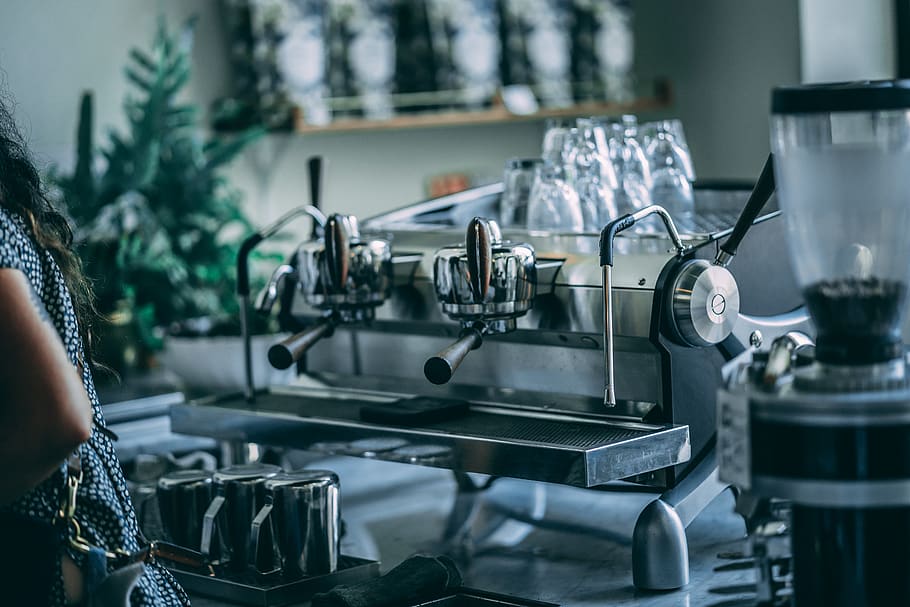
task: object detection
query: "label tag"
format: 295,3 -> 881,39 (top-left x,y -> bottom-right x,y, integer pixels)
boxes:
717,386 -> 751,489
500,85 -> 539,115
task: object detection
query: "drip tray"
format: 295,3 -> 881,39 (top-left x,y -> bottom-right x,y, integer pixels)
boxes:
170,389 -> 690,488
169,556 -> 379,607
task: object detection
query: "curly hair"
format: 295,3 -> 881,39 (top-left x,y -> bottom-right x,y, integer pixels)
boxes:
0,93 -> 95,357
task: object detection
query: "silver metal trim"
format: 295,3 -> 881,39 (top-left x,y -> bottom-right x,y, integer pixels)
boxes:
602,265 -> 616,406
256,264 -> 297,315
670,261 -> 740,347
262,205 -> 326,239
629,205 -> 689,256
750,386 -> 910,427
751,476 -> 910,507
730,308 -> 813,354
793,358 -> 908,393
170,394 -> 691,488
761,331 -> 814,388
713,249 -> 734,268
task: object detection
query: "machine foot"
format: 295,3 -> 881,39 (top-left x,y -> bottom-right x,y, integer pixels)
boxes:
632,449 -> 731,590
632,498 -> 689,589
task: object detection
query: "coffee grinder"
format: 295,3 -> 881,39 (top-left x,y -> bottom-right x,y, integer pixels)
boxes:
719,80 -> 910,606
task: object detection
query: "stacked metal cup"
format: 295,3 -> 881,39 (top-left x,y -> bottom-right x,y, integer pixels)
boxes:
199,463 -> 283,570
249,470 -> 341,577
156,469 -> 215,551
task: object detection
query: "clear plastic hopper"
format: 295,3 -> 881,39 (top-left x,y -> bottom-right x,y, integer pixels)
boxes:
771,80 -> 910,365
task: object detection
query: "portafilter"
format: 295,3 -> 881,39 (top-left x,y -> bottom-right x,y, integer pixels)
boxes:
264,213 -> 393,370
424,217 -> 536,384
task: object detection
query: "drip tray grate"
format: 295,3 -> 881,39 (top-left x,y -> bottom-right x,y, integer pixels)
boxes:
172,391 -> 690,488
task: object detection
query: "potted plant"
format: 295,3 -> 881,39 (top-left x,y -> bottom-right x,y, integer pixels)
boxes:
51,18 -> 286,388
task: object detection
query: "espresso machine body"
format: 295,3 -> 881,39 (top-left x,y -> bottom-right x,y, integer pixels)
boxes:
173,181 -> 808,590
267,183 -> 805,487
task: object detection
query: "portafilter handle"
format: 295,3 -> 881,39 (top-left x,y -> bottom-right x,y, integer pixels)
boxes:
424,324 -> 484,385
466,217 -> 501,300
268,317 -> 336,370
324,214 -> 352,292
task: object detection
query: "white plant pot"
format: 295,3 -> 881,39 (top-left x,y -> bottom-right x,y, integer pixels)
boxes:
160,334 -> 295,392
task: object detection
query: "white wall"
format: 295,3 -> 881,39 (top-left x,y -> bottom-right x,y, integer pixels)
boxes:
800,0 -> 896,83
634,0 -> 801,181
0,0 -> 231,167
1,0 -> 804,230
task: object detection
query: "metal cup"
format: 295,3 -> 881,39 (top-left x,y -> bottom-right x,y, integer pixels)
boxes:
199,463 -> 282,570
249,470 -> 341,577
156,469 -> 214,550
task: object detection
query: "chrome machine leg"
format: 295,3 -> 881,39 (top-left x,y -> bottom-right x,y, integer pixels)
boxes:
632,449 -> 733,590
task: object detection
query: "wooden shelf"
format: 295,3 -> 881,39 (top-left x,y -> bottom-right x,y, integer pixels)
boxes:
292,84 -> 672,135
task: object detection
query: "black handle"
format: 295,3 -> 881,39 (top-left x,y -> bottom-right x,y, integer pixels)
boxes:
309,156 -> 323,239
312,555 -> 462,607
598,214 -> 636,267
268,319 -> 335,370
718,154 -> 776,261
145,541 -> 212,572
236,233 -> 264,297
424,328 -> 483,385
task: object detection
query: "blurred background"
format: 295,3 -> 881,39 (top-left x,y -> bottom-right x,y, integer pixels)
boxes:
0,0 -> 898,381
3,0 -> 875,222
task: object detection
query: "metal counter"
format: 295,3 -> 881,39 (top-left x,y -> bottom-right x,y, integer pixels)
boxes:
186,457 -> 755,607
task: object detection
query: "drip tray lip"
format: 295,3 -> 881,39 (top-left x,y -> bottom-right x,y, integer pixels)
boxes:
172,389 -> 690,489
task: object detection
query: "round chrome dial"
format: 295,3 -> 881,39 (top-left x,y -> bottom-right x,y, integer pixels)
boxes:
670,259 -> 740,347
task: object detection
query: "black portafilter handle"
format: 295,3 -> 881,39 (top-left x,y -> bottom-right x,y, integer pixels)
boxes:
715,153 -> 776,265
424,326 -> 484,385
268,317 -> 336,370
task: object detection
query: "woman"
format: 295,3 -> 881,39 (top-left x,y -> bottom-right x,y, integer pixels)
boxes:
0,95 -> 188,605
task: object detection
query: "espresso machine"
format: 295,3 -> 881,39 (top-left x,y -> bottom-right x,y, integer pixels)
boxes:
260,212 -> 394,371
718,80 -> 910,606
173,163 -> 810,590
424,217 -> 537,385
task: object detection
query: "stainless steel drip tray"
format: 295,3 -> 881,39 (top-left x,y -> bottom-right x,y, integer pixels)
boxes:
170,388 -> 690,488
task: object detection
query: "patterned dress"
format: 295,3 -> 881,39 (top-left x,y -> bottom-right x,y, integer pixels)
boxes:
0,205 -> 189,605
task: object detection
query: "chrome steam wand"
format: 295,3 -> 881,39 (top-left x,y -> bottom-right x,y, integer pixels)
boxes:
599,206 -> 689,406
237,156 -> 327,403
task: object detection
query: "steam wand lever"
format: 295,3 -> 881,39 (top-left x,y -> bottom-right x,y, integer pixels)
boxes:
237,156 -> 326,403
714,154 -> 775,267
599,206 -> 689,405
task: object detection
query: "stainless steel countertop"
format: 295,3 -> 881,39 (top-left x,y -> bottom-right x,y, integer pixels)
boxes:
187,456 -> 754,607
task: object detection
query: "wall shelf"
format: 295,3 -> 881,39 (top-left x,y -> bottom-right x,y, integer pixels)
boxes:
292,82 -> 672,136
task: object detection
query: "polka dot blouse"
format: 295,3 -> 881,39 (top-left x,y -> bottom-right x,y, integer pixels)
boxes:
0,205 -> 189,605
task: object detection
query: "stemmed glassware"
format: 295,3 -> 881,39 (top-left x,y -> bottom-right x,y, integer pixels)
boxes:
500,158 -> 542,227
565,122 -> 619,230
645,121 -> 695,230
525,162 -> 584,232
525,120 -> 584,232
501,114 -> 697,234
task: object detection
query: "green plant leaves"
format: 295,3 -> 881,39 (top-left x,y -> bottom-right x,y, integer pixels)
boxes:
51,16 -> 264,350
